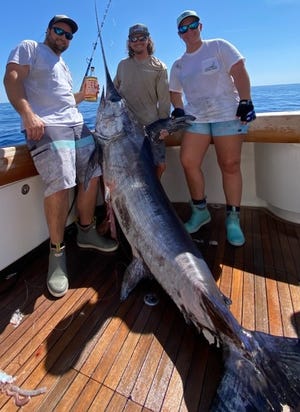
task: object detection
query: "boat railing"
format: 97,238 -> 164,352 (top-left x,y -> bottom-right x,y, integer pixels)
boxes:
1,111 -> 300,187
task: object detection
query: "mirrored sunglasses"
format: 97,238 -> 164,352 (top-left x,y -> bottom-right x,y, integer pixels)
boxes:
52,26 -> 73,40
129,35 -> 148,43
178,21 -> 199,34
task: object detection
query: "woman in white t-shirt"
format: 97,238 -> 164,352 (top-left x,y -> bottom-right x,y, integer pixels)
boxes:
169,10 -> 256,247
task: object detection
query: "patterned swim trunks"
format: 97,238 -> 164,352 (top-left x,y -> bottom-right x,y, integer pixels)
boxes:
26,124 -> 101,197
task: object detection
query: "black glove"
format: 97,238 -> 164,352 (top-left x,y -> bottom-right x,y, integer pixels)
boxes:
236,100 -> 256,122
171,108 -> 185,118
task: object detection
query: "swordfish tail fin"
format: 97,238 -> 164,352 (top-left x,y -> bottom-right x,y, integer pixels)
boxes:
210,331 -> 300,411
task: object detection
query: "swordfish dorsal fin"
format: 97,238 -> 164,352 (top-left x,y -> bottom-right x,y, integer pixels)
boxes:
98,31 -> 121,102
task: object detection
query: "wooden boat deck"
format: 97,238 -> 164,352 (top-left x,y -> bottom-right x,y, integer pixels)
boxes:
0,203 -> 300,411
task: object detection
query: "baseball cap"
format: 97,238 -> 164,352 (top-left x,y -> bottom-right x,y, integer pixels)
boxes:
177,10 -> 200,27
48,15 -> 78,34
128,24 -> 149,37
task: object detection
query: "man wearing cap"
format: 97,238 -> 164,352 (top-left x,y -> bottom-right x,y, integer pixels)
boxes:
169,10 -> 256,246
114,23 -> 170,178
3,15 -> 118,298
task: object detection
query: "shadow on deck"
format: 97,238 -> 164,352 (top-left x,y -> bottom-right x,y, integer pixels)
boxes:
0,204 -> 300,411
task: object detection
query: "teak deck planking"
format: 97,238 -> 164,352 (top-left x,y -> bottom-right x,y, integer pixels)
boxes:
0,203 -> 300,411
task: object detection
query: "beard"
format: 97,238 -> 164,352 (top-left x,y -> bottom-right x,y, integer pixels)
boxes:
45,34 -> 68,55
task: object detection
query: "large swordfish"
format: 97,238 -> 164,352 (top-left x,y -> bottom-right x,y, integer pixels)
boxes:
87,36 -> 300,411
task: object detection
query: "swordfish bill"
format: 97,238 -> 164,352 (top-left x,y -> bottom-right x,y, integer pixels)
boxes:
87,32 -> 300,411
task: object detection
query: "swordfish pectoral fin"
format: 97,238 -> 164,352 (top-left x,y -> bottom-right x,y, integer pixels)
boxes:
120,256 -> 153,301
84,136 -> 103,190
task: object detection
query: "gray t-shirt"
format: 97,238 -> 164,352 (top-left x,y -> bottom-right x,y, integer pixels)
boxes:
7,40 -> 83,128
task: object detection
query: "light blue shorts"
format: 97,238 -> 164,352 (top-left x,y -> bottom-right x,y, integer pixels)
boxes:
26,124 -> 101,197
186,119 -> 248,136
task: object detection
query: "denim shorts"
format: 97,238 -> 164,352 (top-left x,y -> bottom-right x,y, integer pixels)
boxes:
186,119 -> 248,136
26,124 -> 101,197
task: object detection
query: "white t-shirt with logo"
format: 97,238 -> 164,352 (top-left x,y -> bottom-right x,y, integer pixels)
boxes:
169,39 -> 245,122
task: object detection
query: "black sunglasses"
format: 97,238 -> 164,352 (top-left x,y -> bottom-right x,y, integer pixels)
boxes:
129,35 -> 148,43
178,21 -> 199,34
52,26 -> 73,40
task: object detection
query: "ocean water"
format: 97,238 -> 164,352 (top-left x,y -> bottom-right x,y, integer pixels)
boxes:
0,83 -> 299,148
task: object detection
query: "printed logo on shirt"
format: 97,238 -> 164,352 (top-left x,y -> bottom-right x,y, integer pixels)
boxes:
202,58 -> 219,74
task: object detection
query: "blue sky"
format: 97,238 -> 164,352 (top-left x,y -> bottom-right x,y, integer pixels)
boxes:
1,0 -> 299,103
